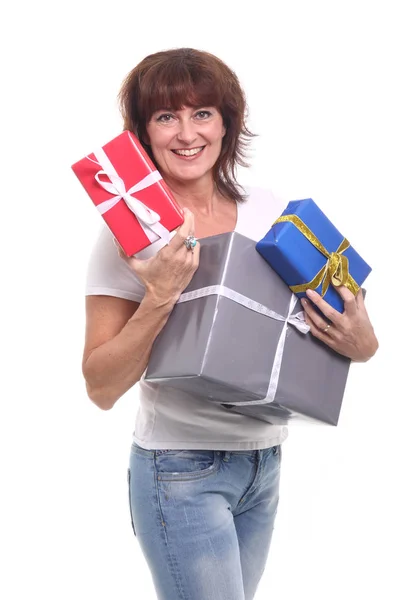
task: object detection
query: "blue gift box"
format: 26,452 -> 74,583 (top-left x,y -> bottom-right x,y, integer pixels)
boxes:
256,199 -> 372,313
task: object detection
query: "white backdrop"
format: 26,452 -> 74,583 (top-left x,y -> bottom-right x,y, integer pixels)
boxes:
2,1 -> 399,599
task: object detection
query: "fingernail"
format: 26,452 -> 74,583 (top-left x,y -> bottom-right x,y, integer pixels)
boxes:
301,298 -> 308,305
306,289 -> 318,298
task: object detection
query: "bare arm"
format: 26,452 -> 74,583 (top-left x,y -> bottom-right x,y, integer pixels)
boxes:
82,294 -> 175,410
82,208 -> 199,410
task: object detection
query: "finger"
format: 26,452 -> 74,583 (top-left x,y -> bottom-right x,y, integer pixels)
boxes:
305,289 -> 342,325
185,239 -> 201,267
168,208 -> 196,252
125,255 -> 146,276
182,236 -> 198,262
301,298 -> 332,332
113,237 -> 122,252
306,317 -> 338,350
355,288 -> 366,309
113,237 -> 129,261
193,240 -> 201,268
335,285 -> 358,317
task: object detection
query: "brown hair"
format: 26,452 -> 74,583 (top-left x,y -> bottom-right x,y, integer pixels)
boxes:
118,48 -> 255,203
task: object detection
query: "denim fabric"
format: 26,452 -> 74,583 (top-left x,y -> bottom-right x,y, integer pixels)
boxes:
127,443 -> 281,600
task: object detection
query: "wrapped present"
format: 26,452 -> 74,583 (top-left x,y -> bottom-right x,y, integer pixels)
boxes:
256,199 -> 371,313
71,131 -> 184,256
145,231 -> 352,426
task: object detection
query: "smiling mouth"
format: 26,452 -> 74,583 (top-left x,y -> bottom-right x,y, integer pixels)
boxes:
171,146 -> 205,157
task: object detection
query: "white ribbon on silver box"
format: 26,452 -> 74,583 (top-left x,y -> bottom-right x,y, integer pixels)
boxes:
177,285 -> 310,404
88,139 -> 170,245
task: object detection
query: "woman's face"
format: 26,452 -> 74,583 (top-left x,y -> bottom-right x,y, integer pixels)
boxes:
146,106 -> 226,184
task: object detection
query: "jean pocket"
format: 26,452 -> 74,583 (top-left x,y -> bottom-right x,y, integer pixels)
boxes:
155,450 -> 219,482
272,445 -> 282,465
127,468 -> 136,536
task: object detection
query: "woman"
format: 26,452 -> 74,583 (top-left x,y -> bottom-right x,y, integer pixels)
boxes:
82,48 -> 378,600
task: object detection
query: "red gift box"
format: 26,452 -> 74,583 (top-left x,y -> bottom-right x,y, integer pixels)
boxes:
72,131 -> 184,256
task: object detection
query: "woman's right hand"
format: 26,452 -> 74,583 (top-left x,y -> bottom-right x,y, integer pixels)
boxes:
116,208 -> 200,307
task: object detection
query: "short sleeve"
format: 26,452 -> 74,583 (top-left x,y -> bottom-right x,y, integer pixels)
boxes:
85,226 -> 146,302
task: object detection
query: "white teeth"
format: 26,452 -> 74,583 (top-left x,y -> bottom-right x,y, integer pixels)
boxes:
173,147 -> 204,156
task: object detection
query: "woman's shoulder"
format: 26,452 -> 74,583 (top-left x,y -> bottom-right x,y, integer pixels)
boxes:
242,184 -> 287,211
85,225 -> 145,302
240,184 -> 288,220
236,184 -> 288,241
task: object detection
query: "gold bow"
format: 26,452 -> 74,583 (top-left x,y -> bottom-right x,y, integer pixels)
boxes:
273,214 -> 359,297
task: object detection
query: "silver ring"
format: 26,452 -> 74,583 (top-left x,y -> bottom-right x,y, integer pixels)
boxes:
183,235 -> 197,252
322,323 -> 331,333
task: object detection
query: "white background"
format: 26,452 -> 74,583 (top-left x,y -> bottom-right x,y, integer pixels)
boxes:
2,1 -> 399,599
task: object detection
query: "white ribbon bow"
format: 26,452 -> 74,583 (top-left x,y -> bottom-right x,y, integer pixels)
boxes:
177,285 -> 309,404
89,143 -> 170,246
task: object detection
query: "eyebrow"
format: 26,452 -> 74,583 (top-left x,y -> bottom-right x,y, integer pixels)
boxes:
153,105 -> 214,113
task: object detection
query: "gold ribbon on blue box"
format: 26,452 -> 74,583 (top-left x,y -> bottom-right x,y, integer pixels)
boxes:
256,199 -> 372,313
274,214 -> 359,297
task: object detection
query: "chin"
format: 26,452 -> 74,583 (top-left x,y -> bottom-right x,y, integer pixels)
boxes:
175,172 -> 208,182
171,166 -> 214,183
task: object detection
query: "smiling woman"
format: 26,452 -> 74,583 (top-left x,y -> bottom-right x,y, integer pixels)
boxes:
83,48 -> 288,600
118,47 -> 254,203
146,105 -> 226,184
82,47 -> 378,600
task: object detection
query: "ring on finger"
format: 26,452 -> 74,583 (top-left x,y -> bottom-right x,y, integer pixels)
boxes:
183,235 -> 197,253
322,323 -> 331,333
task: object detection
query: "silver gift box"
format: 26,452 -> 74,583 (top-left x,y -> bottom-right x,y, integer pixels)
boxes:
145,232 -> 351,425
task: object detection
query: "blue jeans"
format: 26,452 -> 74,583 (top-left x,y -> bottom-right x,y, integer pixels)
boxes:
127,443 -> 281,600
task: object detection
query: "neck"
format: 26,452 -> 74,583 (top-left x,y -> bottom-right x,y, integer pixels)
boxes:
162,174 -> 221,216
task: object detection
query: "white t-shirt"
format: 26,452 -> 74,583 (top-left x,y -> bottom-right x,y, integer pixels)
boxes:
85,186 -> 289,450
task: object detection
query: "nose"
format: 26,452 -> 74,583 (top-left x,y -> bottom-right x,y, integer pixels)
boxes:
176,118 -> 198,145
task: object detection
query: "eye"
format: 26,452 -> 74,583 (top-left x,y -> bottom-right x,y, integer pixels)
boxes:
195,110 -> 212,120
156,113 -> 176,123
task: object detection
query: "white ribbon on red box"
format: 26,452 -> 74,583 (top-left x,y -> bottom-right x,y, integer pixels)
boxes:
177,286 -> 309,404
89,138 -> 170,248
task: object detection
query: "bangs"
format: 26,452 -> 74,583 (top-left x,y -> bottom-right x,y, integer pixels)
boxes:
119,47 -> 254,204
138,59 -> 225,121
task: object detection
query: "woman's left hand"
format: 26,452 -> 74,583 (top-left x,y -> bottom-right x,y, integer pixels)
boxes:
301,286 -> 379,362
